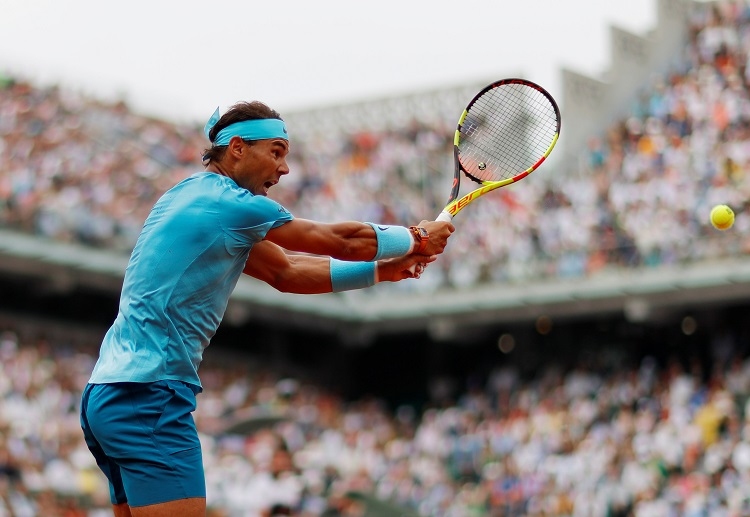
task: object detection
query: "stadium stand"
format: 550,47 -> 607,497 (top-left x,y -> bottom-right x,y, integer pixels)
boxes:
2,303 -> 750,515
1,0 -> 750,342
2,0 -> 750,515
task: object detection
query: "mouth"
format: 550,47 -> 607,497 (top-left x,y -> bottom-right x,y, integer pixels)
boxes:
263,180 -> 277,193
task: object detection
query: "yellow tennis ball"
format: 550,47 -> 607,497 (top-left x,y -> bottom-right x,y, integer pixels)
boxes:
710,204 -> 735,230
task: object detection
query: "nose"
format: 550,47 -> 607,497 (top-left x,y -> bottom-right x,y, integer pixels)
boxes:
279,158 -> 290,175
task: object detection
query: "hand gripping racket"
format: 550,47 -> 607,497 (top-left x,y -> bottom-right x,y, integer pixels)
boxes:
434,78 -> 561,222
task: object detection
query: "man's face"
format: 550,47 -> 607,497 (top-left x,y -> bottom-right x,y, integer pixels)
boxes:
235,138 -> 290,196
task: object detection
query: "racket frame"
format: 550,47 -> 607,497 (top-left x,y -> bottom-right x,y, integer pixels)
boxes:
436,78 -> 561,222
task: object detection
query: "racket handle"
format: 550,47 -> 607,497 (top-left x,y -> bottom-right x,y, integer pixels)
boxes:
435,211 -> 453,222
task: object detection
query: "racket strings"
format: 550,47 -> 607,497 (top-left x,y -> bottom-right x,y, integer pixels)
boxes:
458,83 -> 559,182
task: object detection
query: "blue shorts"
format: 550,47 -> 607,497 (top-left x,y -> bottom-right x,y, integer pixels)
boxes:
80,380 -> 205,507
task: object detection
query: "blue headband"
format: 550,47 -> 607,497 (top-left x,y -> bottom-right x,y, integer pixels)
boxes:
203,107 -> 289,146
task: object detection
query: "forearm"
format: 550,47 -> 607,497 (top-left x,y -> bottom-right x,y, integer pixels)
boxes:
246,251 -> 334,294
307,220 -> 454,260
269,255 -> 431,293
280,259 -> 334,294
325,222 -> 382,261
334,223 -> 419,262
264,219 -> 418,262
244,241 -> 432,294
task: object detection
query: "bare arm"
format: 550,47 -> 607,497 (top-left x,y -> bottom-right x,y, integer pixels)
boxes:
264,218 -> 454,261
265,219 -> 378,261
243,240 -> 437,294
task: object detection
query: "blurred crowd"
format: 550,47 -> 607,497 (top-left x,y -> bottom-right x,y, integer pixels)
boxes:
2,322 -> 750,517
1,3 -> 750,292
0,78 -> 204,252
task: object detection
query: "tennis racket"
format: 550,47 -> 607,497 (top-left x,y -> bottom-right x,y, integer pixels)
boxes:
434,78 -> 561,222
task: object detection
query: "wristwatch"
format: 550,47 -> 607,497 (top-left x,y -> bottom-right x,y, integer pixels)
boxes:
409,226 -> 429,254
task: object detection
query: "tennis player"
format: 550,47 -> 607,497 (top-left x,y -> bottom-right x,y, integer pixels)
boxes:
79,101 -> 454,517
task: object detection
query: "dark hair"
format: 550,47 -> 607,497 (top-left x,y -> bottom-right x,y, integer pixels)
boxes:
202,101 -> 283,165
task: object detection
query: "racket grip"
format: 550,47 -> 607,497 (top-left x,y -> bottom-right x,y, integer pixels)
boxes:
435,211 -> 453,222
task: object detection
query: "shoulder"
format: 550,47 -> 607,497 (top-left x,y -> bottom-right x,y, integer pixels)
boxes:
210,179 -> 295,230
171,173 -> 294,224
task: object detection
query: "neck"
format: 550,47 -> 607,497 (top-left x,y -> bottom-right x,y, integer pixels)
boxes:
205,163 -> 229,177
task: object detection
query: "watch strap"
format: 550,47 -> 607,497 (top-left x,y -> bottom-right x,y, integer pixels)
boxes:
409,226 -> 429,254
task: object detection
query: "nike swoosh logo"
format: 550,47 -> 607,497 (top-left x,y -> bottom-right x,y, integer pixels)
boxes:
378,226 -> 389,231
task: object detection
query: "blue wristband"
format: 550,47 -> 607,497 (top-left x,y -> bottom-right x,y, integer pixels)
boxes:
366,223 -> 413,260
330,259 -> 377,292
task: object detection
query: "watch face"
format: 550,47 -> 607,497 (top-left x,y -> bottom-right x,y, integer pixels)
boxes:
412,226 -> 428,240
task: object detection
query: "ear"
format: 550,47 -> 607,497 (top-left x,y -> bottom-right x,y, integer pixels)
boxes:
227,136 -> 246,158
